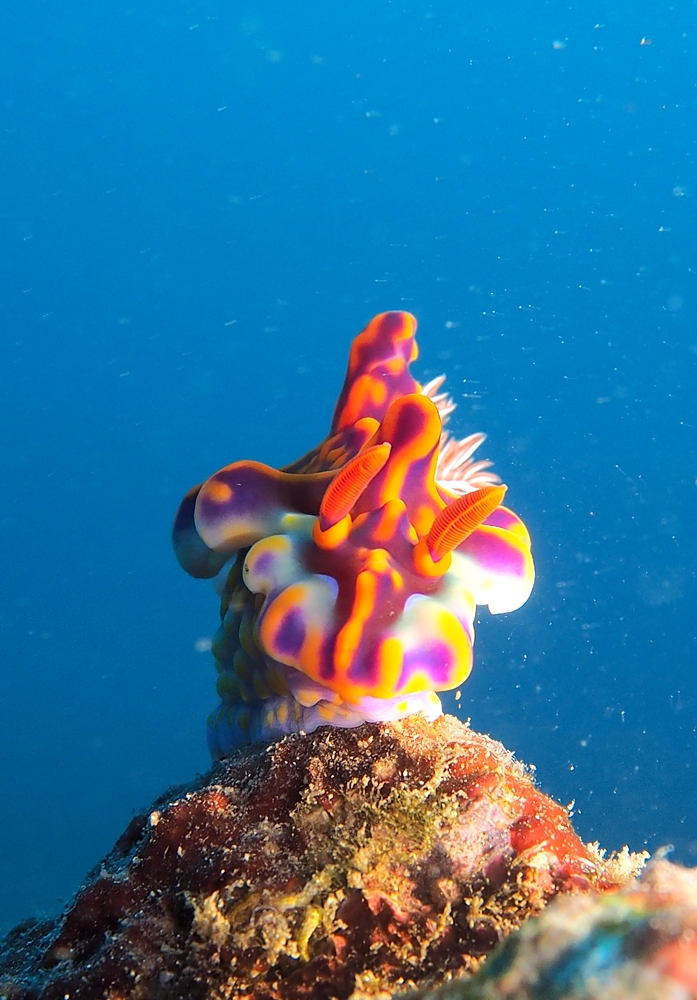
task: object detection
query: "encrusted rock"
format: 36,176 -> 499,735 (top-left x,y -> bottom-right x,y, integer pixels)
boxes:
0,716 -> 643,1000
404,858 -> 697,1000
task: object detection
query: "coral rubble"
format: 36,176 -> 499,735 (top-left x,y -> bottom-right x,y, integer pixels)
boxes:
0,715 -> 643,1000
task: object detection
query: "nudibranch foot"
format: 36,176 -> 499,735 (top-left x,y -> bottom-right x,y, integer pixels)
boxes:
174,311 -> 535,756
207,689 -> 443,758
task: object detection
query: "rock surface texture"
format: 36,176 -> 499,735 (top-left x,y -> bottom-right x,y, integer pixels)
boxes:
0,715 -> 643,1000
406,859 -> 697,1000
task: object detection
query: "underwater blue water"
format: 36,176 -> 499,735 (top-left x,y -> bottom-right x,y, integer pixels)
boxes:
1,0 -> 696,934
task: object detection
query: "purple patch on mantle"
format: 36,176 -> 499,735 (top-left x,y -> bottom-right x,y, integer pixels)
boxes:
274,607 -> 306,659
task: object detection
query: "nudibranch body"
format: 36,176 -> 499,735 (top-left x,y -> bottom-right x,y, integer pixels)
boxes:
173,312 -> 534,757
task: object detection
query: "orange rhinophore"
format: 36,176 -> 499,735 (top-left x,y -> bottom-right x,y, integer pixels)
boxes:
319,444 -> 392,531
427,485 -> 507,561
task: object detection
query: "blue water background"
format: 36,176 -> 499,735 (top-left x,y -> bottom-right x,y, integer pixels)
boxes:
1,1 -> 696,933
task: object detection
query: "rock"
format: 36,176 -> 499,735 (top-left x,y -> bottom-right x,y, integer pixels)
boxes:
404,858 -> 697,1000
0,715 -> 643,1000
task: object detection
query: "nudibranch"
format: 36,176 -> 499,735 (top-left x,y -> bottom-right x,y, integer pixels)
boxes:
173,312 -> 534,757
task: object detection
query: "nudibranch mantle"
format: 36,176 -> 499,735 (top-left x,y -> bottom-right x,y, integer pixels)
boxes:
173,311 -> 534,757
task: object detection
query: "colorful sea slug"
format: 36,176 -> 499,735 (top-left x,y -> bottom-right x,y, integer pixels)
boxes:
173,312 -> 534,757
